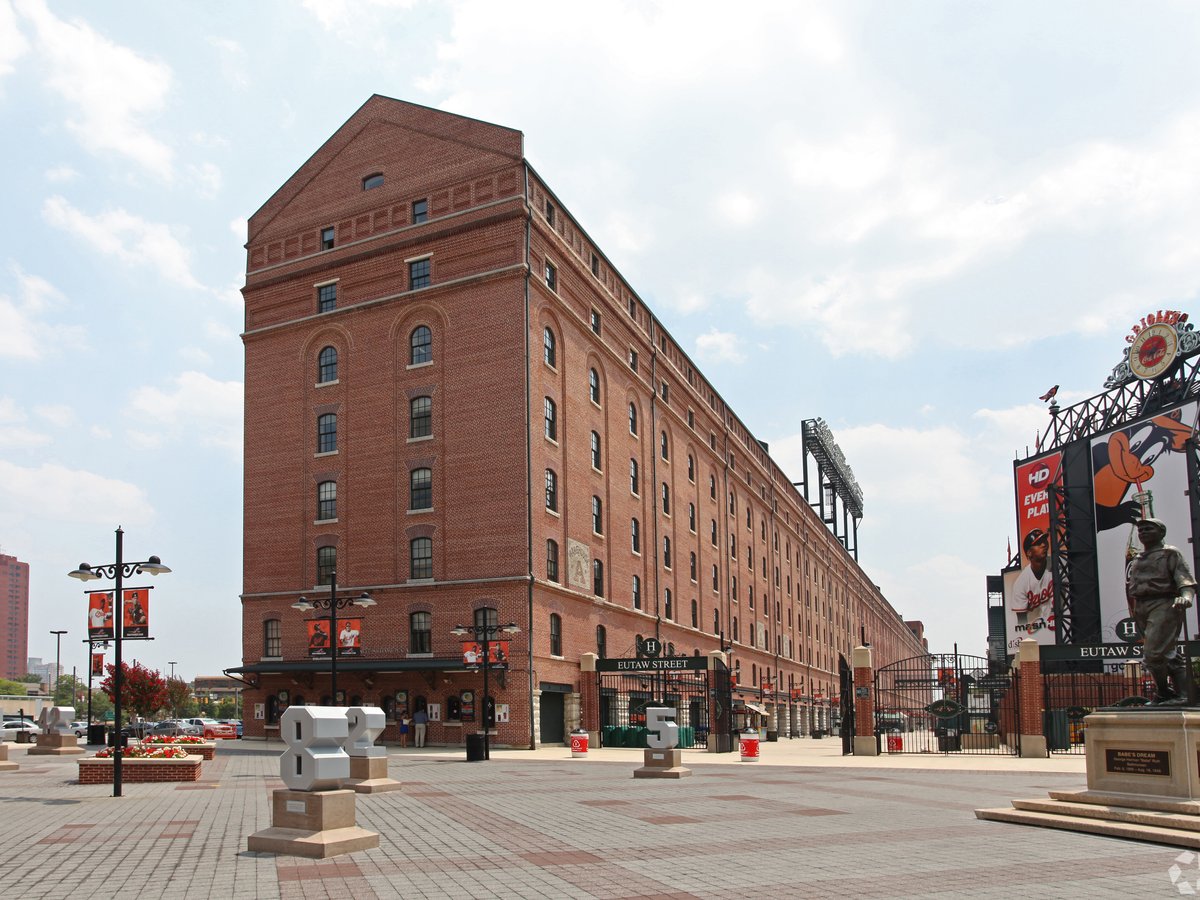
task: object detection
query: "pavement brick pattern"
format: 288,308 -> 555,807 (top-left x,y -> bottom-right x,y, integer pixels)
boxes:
0,743 -> 1190,898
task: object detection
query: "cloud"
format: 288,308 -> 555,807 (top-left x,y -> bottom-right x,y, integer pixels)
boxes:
0,459 -> 154,525
34,403 -> 74,428
0,266 -> 83,360
15,0 -> 174,178
0,396 -> 50,448
0,0 -> 28,87
694,329 -> 745,365
42,195 -> 202,289
126,371 -> 243,454
714,190 -> 760,227
44,164 -> 79,183
186,161 -> 222,196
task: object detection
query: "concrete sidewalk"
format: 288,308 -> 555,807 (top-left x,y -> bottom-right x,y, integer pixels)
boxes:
0,738 -> 1185,899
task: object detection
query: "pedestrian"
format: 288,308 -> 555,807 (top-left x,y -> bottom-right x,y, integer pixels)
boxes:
398,709 -> 410,748
413,706 -> 428,747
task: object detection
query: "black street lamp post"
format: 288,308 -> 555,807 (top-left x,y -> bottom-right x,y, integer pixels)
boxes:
291,571 -> 375,705
68,527 -> 170,798
450,620 -> 519,760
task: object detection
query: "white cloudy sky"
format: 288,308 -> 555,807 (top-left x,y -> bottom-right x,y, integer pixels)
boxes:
3,0 -> 1199,679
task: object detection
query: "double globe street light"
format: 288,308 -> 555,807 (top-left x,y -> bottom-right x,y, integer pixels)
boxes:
450,620 -> 519,760
68,527 -> 170,798
291,570 -> 375,706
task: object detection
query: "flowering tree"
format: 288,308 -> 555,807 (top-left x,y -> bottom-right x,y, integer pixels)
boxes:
165,677 -> 192,718
99,661 -> 168,722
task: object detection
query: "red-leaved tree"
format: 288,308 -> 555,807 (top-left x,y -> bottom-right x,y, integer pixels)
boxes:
99,661 -> 168,722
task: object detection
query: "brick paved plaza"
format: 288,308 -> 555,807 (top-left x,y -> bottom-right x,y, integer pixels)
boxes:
0,740 -> 1189,898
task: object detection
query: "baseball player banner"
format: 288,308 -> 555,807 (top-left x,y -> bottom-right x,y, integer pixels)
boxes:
122,588 -> 150,638
1005,451 -> 1062,652
461,641 -> 511,668
87,592 -> 114,641
336,618 -> 362,656
1092,402 -> 1196,645
91,652 -> 104,676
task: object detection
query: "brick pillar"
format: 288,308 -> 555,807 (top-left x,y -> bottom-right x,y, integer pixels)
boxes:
1017,639 -> 1047,758
852,645 -> 878,756
580,653 -> 599,746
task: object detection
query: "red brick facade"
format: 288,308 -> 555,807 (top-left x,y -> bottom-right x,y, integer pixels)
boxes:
77,757 -> 202,784
236,96 -> 926,746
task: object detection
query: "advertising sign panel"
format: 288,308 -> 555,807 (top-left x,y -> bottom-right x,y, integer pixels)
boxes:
87,592 -> 114,641
1092,403 -> 1196,644
1005,451 -> 1062,652
91,652 -> 104,676
307,619 -> 362,657
122,588 -> 149,638
461,641 -> 511,668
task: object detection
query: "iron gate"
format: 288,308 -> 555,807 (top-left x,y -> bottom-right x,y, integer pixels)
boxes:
597,658 -> 732,750
873,652 -> 1019,755
1042,664 -> 1153,754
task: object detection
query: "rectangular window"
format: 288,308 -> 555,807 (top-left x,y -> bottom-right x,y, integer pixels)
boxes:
317,481 -> 336,520
410,611 -> 432,653
317,414 -> 337,453
321,227 -> 335,250
545,199 -> 555,226
410,538 -> 433,580
317,546 -> 336,585
545,261 -> 557,291
263,619 -> 282,657
550,614 -> 562,656
410,258 -> 431,290
410,396 -> 432,438
660,380 -> 669,403
593,560 -> 604,597
590,309 -> 601,335
629,349 -> 638,372
591,253 -> 600,277
412,199 -> 428,224
546,540 -> 559,582
318,283 -> 337,313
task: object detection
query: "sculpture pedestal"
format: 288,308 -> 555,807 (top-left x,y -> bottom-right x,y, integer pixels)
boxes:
247,789 -> 379,858
633,747 -> 691,779
977,709 -> 1200,848
0,742 -> 17,772
345,754 -> 402,793
29,733 -> 86,756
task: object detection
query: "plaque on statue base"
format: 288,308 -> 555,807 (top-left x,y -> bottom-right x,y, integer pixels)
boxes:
28,733 -> 86,756
634,747 -> 691,779
0,742 -> 17,772
247,789 -> 379,858
345,754 -> 402,793
977,709 -> 1200,848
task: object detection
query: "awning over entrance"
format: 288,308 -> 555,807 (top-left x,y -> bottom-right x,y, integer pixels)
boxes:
742,702 -> 769,716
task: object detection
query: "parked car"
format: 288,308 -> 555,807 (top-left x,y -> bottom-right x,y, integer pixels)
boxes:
69,721 -> 88,738
1,720 -> 42,741
219,719 -> 243,738
184,718 -> 236,740
149,720 -> 201,737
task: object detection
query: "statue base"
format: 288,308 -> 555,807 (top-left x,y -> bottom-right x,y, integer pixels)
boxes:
28,733 -> 86,756
0,742 -> 16,771
247,789 -> 379,858
345,754 -> 402,793
633,747 -> 691,779
977,709 -> 1200,848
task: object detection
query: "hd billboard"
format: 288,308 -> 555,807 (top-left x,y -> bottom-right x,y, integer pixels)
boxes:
1005,451 -> 1062,653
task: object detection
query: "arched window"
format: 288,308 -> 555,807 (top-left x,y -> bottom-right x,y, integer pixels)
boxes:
410,612 -> 431,653
589,368 -> 600,404
263,619 -> 281,657
410,396 -> 432,438
543,327 -> 556,367
549,613 -> 562,656
628,402 -> 638,435
317,480 -> 336,520
545,469 -> 558,511
410,326 -> 432,365
546,539 -> 559,582
317,413 -> 337,453
590,431 -> 602,469
410,468 -> 432,510
410,537 -> 433,580
446,695 -> 462,720
318,346 -> 337,383
596,625 -> 607,659
362,172 -> 384,190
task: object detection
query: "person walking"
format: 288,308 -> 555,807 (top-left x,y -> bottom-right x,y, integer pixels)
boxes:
413,706 -> 428,748
398,709 -> 411,748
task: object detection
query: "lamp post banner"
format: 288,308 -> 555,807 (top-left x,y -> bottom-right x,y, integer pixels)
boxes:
91,652 -> 104,676
306,620 -> 331,657
87,592 -> 114,640
336,618 -> 362,656
462,640 -> 510,668
122,588 -> 150,638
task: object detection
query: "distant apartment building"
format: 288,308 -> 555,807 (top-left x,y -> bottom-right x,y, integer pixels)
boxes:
1,553 -> 29,680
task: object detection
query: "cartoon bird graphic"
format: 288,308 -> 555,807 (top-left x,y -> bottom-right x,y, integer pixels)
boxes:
1039,385 -> 1059,403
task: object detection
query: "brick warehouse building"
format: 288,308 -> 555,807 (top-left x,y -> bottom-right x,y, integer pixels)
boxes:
230,95 -> 926,747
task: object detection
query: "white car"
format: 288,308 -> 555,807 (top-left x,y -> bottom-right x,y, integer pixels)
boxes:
69,721 -> 88,738
1,720 -> 42,741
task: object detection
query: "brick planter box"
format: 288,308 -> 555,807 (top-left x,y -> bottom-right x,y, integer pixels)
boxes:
141,741 -> 216,760
77,755 -> 203,784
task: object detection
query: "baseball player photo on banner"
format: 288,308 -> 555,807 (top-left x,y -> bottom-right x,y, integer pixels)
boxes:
1005,451 -> 1062,653
1092,402 -> 1197,643
87,592 -> 114,641
122,588 -> 150,638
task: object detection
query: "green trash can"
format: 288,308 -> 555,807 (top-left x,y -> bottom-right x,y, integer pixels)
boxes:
1043,709 -> 1070,752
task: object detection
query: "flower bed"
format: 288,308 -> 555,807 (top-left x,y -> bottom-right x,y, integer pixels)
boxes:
78,751 -> 202,784
141,736 -> 216,759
